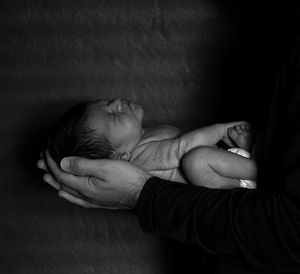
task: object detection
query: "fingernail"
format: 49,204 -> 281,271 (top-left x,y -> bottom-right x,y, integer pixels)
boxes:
61,158 -> 70,171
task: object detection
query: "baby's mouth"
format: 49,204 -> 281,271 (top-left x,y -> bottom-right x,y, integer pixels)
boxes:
127,102 -> 133,110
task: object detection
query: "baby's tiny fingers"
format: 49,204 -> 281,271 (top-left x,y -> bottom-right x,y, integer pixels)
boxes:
244,123 -> 252,131
222,135 -> 235,147
43,173 -> 60,190
234,125 -> 243,134
228,127 -> 238,137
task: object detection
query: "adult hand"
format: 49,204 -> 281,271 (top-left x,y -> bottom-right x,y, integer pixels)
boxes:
37,151 -> 151,209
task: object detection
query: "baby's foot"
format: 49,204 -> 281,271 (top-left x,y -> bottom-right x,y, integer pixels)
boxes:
227,124 -> 253,151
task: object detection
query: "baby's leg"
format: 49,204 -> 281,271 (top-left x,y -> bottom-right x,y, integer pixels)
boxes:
182,146 -> 257,189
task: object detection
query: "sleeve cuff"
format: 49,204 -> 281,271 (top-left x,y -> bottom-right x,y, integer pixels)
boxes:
135,176 -> 166,232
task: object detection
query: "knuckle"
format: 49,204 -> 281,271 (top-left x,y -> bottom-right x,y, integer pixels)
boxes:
86,176 -> 95,190
80,177 -> 93,197
56,174 -> 64,183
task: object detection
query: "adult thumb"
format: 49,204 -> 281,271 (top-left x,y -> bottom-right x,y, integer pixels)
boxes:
60,156 -> 96,177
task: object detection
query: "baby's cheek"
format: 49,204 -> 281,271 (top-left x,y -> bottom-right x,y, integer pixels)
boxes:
136,108 -> 144,122
128,124 -> 142,141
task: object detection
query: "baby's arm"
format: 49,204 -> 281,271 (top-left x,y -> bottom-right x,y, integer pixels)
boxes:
130,138 -> 182,171
131,122 -> 248,171
178,121 -> 247,154
130,126 -> 187,183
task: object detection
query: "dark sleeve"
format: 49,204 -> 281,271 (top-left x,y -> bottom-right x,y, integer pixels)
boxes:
136,176 -> 300,272
136,6 -> 300,272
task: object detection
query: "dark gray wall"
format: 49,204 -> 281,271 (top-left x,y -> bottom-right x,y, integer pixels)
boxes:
0,1 -> 277,273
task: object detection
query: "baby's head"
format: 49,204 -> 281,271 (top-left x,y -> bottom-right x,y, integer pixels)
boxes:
48,98 -> 144,164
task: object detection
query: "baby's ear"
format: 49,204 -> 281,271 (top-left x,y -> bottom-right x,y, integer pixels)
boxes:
119,152 -> 130,161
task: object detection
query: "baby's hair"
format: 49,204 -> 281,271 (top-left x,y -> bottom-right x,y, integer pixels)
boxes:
48,99 -> 116,164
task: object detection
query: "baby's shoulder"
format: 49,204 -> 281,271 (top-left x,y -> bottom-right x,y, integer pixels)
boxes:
130,125 -> 181,167
141,125 -> 181,143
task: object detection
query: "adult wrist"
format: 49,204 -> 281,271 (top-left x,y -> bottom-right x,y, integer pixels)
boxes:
129,174 -> 152,213
130,173 -> 152,208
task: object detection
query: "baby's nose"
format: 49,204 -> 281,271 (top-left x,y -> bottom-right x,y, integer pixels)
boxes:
108,98 -> 123,110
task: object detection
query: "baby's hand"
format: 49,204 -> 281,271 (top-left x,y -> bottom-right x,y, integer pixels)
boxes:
227,123 -> 253,151
220,121 -> 250,148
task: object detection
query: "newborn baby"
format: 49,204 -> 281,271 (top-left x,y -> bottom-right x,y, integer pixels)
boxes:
48,98 -> 257,189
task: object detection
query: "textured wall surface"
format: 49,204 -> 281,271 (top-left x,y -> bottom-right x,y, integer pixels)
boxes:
0,1 -> 277,273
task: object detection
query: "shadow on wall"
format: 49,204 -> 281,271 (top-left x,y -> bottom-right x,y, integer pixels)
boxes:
15,100 -> 75,179
2,1 -> 248,173
0,0 -> 283,207
212,2 -> 282,126
0,1 -> 284,273
10,1 -> 281,186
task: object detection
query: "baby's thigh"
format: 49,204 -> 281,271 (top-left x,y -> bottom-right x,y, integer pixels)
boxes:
182,146 -> 257,180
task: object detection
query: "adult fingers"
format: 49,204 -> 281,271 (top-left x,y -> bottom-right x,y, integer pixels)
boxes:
45,150 -> 64,180
58,190 -> 100,208
58,190 -> 125,210
43,173 -> 60,190
37,159 -> 49,172
60,184 -> 83,198
45,150 -> 89,193
43,172 -> 84,198
61,156 -> 106,178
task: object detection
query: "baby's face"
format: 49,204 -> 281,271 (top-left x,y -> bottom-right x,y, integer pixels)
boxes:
86,98 -> 144,153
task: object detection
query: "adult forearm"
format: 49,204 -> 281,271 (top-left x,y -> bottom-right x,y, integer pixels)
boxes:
136,177 -> 300,272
